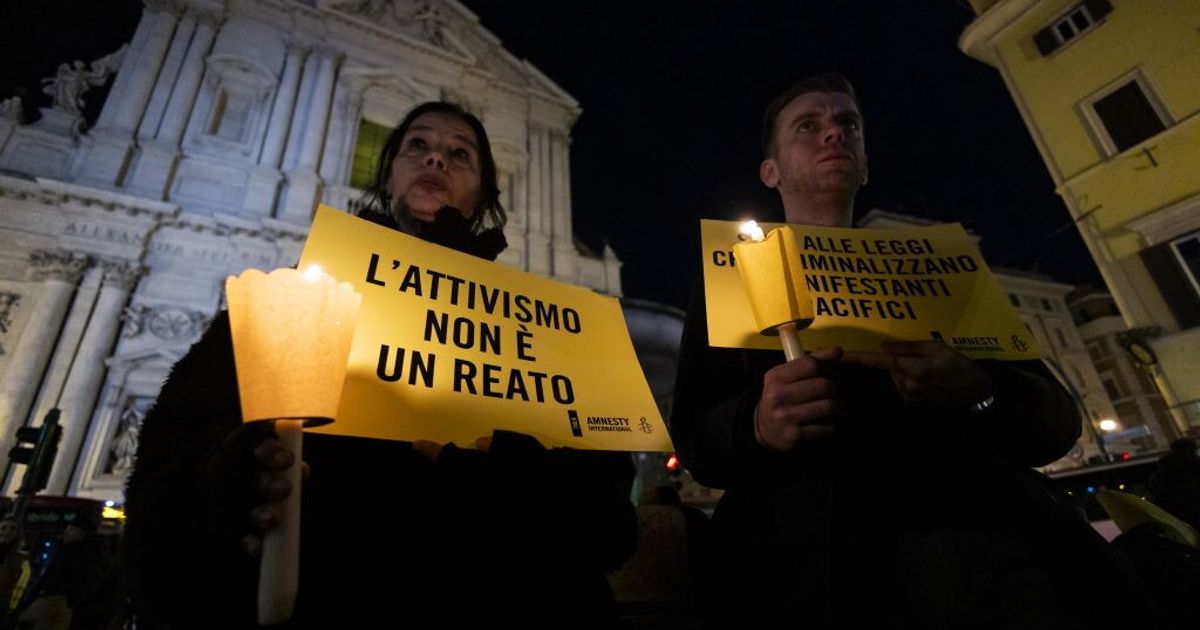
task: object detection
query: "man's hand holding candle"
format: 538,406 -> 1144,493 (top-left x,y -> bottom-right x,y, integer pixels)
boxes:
753,346 -> 843,451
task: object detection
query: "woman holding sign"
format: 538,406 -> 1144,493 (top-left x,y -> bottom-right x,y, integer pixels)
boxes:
124,102 -> 636,629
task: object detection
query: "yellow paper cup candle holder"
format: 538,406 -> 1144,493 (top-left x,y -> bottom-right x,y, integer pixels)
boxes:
225,264 -> 362,625
733,221 -> 813,360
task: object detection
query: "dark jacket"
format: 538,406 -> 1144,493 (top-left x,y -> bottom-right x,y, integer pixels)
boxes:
34,536 -> 120,630
124,210 -> 636,629
670,281 -> 1170,629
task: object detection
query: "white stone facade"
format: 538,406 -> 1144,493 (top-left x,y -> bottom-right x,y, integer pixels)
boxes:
0,0 -> 621,502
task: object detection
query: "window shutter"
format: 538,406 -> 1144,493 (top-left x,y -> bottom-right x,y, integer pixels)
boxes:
1140,242 -> 1200,330
1084,0 -> 1113,21
1034,27 -> 1060,56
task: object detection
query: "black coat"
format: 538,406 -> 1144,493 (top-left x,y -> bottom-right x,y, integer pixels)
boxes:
124,210 -> 636,629
670,280 -> 1171,629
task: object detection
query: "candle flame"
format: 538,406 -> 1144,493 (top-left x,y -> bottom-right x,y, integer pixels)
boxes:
302,264 -> 324,282
739,220 -> 765,242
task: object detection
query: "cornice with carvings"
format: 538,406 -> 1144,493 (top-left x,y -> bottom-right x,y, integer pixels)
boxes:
99,258 -> 147,290
259,0 -> 473,70
29,250 -> 92,283
0,177 -> 180,222
121,302 -> 211,341
0,292 -> 21,336
283,39 -> 311,57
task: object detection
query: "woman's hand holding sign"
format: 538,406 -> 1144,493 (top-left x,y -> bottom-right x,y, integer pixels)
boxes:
842,341 -> 993,409
754,347 -> 843,451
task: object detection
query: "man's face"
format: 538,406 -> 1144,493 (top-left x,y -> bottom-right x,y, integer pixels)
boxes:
760,91 -> 867,213
387,112 -> 483,223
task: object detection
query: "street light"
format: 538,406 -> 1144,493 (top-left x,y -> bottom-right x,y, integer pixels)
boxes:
1099,418 -> 1120,432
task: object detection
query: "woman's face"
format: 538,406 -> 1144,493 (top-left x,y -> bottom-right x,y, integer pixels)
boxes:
387,113 -> 483,223
0,520 -> 18,545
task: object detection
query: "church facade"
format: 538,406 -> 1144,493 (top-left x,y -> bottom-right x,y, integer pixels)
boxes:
0,0 -> 625,502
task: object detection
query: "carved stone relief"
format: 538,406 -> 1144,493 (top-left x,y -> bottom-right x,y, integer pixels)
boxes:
122,303 -> 211,341
102,395 -> 152,476
0,292 -> 19,356
29,250 -> 90,283
99,259 -> 145,290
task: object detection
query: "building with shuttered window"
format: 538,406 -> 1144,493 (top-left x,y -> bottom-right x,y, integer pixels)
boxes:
959,0 -> 1200,437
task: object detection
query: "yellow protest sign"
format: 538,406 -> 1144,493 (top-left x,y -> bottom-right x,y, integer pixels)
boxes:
296,205 -> 672,452
701,219 -> 1041,360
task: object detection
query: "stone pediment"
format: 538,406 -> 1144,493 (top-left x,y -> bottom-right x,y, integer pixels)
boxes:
318,0 -> 534,92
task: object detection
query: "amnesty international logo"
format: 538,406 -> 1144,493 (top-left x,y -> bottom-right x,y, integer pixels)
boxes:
567,410 -> 582,437
638,417 -> 653,434
1010,335 -> 1029,353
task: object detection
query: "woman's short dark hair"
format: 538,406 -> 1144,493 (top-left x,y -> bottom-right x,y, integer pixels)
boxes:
761,73 -> 859,158
360,101 -> 506,232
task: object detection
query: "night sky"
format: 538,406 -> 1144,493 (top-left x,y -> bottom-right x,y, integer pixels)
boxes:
2,1 -> 1104,309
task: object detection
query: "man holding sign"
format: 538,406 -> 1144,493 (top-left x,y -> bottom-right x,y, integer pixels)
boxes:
671,76 -> 1156,627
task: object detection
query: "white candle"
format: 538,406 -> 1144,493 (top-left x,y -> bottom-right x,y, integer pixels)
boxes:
225,264 -> 361,625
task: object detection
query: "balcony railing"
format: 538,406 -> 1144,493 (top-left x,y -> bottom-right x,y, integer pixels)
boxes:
1061,112 -> 1200,232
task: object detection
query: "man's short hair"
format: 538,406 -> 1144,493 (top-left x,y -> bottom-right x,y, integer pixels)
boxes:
761,73 -> 859,157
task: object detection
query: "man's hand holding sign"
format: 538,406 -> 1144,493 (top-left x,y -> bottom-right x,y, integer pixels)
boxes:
702,219 -> 1040,361
716,218 -> 1019,451
842,340 -> 995,410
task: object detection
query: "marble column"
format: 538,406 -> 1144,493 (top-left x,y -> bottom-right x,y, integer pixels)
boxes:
137,10 -> 197,141
127,9 -> 222,199
296,52 -> 338,174
259,44 -> 307,169
46,260 -> 142,495
79,0 -> 180,188
0,251 -> 88,464
549,132 -> 576,282
110,1 -> 181,134
242,43 -> 307,218
318,82 -> 357,185
157,10 -> 221,147
95,0 -> 180,132
280,53 -> 320,173
603,244 -> 624,296
280,49 -> 341,224
511,167 -> 528,267
526,126 -> 551,277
